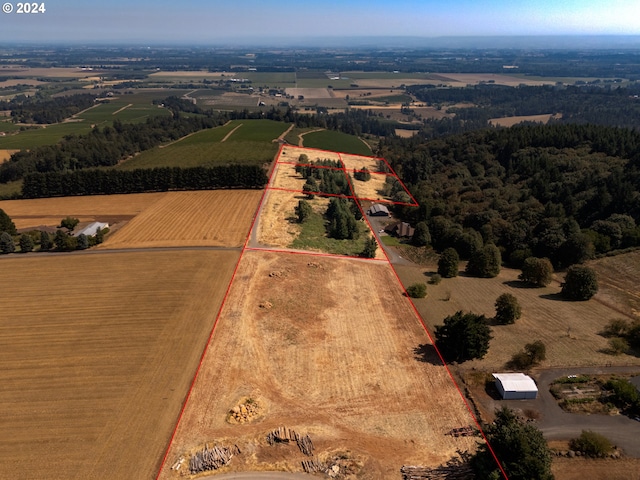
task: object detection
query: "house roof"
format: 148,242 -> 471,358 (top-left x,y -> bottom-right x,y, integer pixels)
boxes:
368,204 -> 390,215
492,373 -> 538,393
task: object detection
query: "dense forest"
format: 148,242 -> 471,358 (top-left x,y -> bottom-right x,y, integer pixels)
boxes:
408,84 -> 640,131
378,124 -> 640,268
21,165 -> 267,198
0,93 -> 96,124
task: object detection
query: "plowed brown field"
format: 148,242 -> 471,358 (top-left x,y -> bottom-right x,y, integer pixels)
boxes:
159,251 -> 478,478
100,190 -> 262,249
0,192 -> 164,230
0,250 -> 239,479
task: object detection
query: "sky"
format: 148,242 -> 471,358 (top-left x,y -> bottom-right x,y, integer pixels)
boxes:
1,0 -> 640,45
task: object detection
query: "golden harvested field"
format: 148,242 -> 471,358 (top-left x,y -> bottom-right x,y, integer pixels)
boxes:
0,149 -> 18,163
0,250 -> 239,480
256,189 -> 314,248
552,457 -> 640,480
590,250 -> 640,319
351,173 -> 390,202
0,67 -> 107,78
0,192 -> 165,230
394,263 -> 640,371
159,251 -> 479,479
99,190 -> 262,249
489,113 -> 562,127
339,152 -> 380,172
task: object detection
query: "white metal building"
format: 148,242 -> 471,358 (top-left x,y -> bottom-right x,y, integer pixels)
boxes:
493,373 -> 538,399
73,222 -> 109,237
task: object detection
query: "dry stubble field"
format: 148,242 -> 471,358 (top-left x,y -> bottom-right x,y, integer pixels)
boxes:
100,190 -> 262,249
394,264 -> 640,371
160,251 -> 478,479
0,192 -> 165,230
0,250 -> 239,479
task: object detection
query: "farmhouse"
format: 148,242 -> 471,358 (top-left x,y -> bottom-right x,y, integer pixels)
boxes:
493,373 -> 538,400
73,221 -> 108,237
367,203 -> 390,217
384,221 -> 415,238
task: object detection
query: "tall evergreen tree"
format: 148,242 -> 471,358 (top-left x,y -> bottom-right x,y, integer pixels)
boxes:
0,232 -> 15,254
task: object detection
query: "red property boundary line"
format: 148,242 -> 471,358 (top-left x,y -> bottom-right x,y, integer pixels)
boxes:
154,144 -> 284,480
156,143 -> 508,480
276,145 -> 419,207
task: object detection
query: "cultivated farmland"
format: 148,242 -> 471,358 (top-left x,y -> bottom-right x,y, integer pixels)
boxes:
0,192 -> 165,230
158,251 -> 479,479
301,129 -> 372,156
0,250 -> 239,480
120,119 -> 289,169
100,190 -> 263,249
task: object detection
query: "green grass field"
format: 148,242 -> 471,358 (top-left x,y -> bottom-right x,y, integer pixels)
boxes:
119,119 -> 289,170
290,209 -> 370,256
0,180 -> 22,199
302,129 -> 372,156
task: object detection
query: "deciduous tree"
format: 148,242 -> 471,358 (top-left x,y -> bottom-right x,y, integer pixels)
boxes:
471,406 -> 554,480
437,247 -> 459,278
495,293 -> 521,325
435,311 -> 492,363
561,265 -> 598,300
0,209 -> 17,235
519,257 -> 553,287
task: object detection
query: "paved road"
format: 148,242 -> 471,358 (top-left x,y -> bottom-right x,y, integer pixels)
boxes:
498,366 -> 640,456
201,473 -> 311,480
366,214 -> 412,266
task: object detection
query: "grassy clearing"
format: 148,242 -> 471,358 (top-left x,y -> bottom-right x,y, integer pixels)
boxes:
394,262 -> 640,370
290,210 -> 369,256
0,121 -> 21,133
302,129 -> 371,155
381,235 -> 401,246
0,180 -> 22,199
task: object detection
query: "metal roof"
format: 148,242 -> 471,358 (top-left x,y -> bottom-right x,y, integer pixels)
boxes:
492,373 -> 538,393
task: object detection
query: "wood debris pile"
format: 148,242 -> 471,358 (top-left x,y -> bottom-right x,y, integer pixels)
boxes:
401,452 -> 473,480
446,425 -> 476,437
266,426 -> 314,456
189,444 -> 241,474
229,399 -> 261,424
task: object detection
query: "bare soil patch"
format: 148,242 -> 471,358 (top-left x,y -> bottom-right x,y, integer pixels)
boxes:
0,149 -> 18,163
159,251 -> 479,479
393,263 -> 640,371
395,129 -> 419,138
0,250 -> 239,480
0,192 -> 165,230
101,190 -> 262,249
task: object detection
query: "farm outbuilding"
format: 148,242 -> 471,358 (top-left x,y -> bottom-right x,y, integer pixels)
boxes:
74,222 -> 109,237
493,373 -> 538,400
367,204 -> 390,216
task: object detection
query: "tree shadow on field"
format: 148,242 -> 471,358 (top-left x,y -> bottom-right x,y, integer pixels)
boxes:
539,292 -> 568,302
413,343 -> 444,366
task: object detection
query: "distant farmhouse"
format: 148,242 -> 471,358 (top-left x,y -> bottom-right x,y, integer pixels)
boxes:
73,222 -> 108,237
367,204 -> 390,217
493,373 -> 538,400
